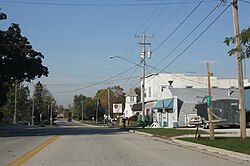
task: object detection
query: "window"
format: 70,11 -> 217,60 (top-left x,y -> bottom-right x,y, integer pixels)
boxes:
149,87 -> 151,98
130,97 -> 134,102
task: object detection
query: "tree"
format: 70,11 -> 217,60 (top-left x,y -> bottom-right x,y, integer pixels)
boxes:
0,84 -> 30,123
224,27 -> 250,59
0,22 -> 49,107
94,89 -> 108,118
73,94 -> 86,120
33,82 -> 54,124
83,97 -> 95,120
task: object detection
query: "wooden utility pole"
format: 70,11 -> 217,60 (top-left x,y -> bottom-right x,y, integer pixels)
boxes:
136,33 -> 153,127
13,83 -> 17,124
232,0 -> 246,138
207,63 -> 215,140
96,98 -> 99,124
108,88 -> 111,119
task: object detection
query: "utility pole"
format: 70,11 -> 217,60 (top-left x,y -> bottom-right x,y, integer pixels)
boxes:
50,101 -> 53,126
13,83 -> 17,124
31,97 -> 34,126
81,100 -> 84,121
96,98 -> 99,124
136,33 -> 153,127
108,87 -> 111,120
231,0 -> 246,138
207,63 -> 215,140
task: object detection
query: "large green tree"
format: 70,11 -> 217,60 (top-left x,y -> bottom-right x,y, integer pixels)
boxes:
0,22 -> 49,107
224,27 -> 250,59
94,86 -> 126,118
33,82 -> 54,124
0,84 -> 30,123
73,94 -> 87,120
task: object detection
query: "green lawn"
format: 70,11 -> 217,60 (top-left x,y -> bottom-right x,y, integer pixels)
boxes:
133,128 -> 250,155
179,137 -> 250,155
134,128 -> 207,138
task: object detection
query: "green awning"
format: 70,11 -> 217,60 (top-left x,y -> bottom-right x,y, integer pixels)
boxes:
153,98 -> 174,110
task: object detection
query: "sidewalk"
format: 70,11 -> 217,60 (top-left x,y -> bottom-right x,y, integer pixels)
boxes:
129,129 -> 250,162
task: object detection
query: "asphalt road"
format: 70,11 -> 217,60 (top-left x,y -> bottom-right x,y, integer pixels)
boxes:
0,119 -> 249,166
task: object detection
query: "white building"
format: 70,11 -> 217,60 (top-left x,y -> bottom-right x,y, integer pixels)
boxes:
124,87 -> 138,118
145,73 -> 249,102
143,73 -> 249,127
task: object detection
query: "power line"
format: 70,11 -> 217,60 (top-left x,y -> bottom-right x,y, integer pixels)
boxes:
53,66 -> 138,93
135,0 -> 165,34
0,0 -> 219,7
239,0 -> 250,4
161,3 -> 231,71
152,1 -> 186,34
151,1 -> 221,71
143,0 -> 171,33
152,0 -> 204,52
141,2 -> 231,87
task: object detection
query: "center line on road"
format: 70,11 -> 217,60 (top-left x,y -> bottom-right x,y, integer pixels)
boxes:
6,135 -> 61,166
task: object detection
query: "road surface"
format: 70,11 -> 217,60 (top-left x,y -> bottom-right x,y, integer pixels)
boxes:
0,119 -> 249,166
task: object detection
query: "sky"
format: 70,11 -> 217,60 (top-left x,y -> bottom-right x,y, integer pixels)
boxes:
1,0 -> 249,107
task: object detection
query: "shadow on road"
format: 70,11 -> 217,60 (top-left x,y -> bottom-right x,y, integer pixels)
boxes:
0,121 -> 130,137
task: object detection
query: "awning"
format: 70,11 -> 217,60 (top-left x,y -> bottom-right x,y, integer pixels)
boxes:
153,98 -> 174,110
132,103 -> 142,111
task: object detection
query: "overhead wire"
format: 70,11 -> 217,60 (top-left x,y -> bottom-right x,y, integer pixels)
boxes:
150,1 -> 221,71
135,0 -> 165,34
143,0 -> 171,33
132,1 -> 231,90
152,0 -> 204,53
53,66 -> 138,93
0,0 -> 220,7
239,0 -> 250,4
152,1 -> 186,34
161,3 -> 231,72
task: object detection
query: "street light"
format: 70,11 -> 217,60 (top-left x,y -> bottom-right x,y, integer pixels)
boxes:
109,56 -> 142,68
110,55 -> 146,127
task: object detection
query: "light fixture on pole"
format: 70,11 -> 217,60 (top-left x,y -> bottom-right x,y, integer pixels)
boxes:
110,33 -> 153,128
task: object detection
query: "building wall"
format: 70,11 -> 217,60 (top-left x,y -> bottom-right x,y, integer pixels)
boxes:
144,73 -> 247,127
145,73 -> 249,102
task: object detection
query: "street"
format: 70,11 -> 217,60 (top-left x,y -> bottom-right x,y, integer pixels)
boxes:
0,119 -> 249,166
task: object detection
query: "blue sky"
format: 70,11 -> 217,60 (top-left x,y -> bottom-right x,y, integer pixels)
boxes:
1,0 -> 249,107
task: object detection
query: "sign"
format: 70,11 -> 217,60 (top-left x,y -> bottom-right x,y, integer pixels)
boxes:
113,104 -> 122,113
206,96 -> 211,107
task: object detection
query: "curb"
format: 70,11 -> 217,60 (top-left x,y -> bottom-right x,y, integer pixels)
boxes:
172,138 -> 250,161
129,130 -> 154,137
129,130 -> 250,162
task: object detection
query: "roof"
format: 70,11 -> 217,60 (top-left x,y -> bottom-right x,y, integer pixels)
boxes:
169,88 -> 238,103
126,87 -> 138,97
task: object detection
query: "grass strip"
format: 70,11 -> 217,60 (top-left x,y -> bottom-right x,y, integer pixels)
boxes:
178,137 -> 250,155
